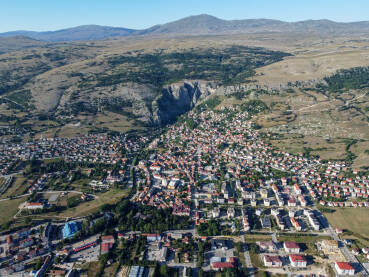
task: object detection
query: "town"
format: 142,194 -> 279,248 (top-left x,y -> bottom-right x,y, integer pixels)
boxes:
1,104 -> 369,277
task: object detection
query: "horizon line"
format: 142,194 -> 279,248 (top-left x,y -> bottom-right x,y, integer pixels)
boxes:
1,14 -> 369,33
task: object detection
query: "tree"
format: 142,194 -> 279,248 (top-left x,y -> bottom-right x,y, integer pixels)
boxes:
24,217 -> 31,225
34,257 -> 42,270
153,262 -> 160,277
67,195 -> 81,208
159,264 -> 169,277
54,256 -> 61,264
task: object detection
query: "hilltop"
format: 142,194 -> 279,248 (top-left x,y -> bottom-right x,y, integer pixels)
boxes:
2,14 -> 369,42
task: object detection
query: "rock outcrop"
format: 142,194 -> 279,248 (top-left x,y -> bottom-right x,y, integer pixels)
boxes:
152,81 -> 216,125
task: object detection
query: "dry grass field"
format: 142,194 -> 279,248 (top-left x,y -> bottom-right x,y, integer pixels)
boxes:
0,197 -> 27,225
350,140 -> 369,169
21,188 -> 129,221
253,38 -> 369,85
0,175 -> 29,199
323,208 -> 369,242
59,189 -> 128,218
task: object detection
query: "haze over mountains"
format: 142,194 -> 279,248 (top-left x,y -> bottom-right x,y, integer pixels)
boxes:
2,14 -> 369,42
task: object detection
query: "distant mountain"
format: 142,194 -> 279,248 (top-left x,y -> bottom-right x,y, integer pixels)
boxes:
0,36 -> 46,54
146,14 -> 369,36
0,25 -> 136,42
1,14 -> 369,42
140,15 -> 287,35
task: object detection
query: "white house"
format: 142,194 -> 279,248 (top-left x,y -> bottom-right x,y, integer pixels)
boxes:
212,207 -> 220,218
335,262 -> 355,275
26,202 -> 44,210
284,242 -> 300,253
289,255 -> 307,267
263,255 -> 282,267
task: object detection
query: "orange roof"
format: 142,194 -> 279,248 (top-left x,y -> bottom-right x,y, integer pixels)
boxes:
336,262 -> 354,270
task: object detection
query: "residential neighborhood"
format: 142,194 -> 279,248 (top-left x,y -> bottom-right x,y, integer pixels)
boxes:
0,106 -> 369,277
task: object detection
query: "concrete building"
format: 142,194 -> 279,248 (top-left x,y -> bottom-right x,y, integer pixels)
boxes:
212,207 -> 220,218
129,266 -> 145,277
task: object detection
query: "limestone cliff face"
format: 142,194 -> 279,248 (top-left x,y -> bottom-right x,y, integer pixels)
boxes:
152,81 -> 216,125
53,80 -> 219,126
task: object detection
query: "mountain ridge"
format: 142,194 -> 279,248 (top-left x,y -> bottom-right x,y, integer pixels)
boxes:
2,14 -> 369,42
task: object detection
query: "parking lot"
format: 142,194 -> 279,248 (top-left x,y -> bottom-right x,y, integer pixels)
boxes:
70,244 -> 100,263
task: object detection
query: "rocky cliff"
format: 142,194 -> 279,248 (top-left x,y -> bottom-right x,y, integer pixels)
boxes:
54,80 -> 217,126
153,81 -> 216,125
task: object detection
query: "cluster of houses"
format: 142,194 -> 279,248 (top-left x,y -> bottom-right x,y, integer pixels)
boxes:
27,173 -> 53,194
88,169 -> 126,191
257,237 -> 361,275
2,98 -> 369,276
132,160 -> 191,214
258,240 -> 308,268
300,164 -> 369,207
3,227 -> 49,274
131,108 -> 367,235
0,133 -> 149,169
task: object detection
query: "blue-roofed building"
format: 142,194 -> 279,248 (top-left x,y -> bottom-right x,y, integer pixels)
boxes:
128,266 -> 144,277
62,221 -> 79,239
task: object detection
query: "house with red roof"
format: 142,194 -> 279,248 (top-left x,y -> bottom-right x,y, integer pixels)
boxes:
289,255 -> 307,267
284,241 -> 300,253
211,262 -> 235,270
25,202 -> 44,210
335,262 -> 355,275
263,255 -> 282,267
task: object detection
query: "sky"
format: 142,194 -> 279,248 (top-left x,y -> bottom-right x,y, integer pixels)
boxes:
1,0 -> 369,32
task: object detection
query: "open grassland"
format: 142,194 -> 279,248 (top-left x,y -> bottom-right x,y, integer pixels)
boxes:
254,47 -> 369,85
102,262 -> 120,277
91,112 -> 143,133
32,188 -> 128,220
323,208 -> 369,242
350,140 -> 369,170
0,175 -> 28,199
0,197 -> 27,225
31,111 -> 142,139
235,89 -> 369,167
220,86 -> 369,167
80,261 -> 102,277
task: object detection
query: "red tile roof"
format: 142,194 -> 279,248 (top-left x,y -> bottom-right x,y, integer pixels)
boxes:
336,262 -> 354,270
284,241 -> 299,249
289,255 -> 306,262
212,262 -> 235,269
